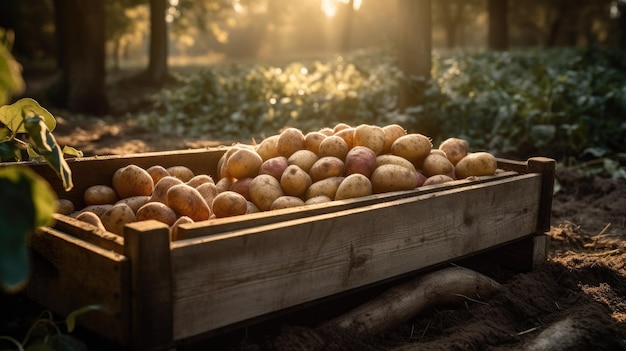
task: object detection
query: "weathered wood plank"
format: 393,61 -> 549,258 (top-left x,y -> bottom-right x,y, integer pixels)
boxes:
25,227 -> 130,345
169,174 -> 542,340
52,213 -> 124,254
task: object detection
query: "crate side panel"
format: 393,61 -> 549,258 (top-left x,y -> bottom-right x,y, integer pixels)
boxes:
25,228 -> 130,346
170,174 -> 542,340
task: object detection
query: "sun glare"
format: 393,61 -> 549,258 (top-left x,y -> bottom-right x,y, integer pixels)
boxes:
321,0 -> 362,18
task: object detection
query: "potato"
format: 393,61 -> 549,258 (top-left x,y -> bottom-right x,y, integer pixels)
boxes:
149,176 -> 184,204
318,135 -> 349,160
422,153 -> 455,178
353,124 -> 386,155
439,137 -> 469,165
112,164 -> 154,199
56,199 -> 75,215
226,147 -> 263,179
332,122 -> 352,133
166,184 -> 211,221
100,203 -> 136,236
345,146 -> 377,178
334,127 -> 356,149
215,177 -> 235,194
75,204 -> 113,218
454,152 -> 498,179
318,127 -> 334,136
305,176 -> 344,200
304,195 -> 333,205
370,164 -> 418,193
270,196 -> 305,210
146,165 -> 170,184
196,182 -> 219,210
136,202 -> 178,226
166,166 -> 194,182
309,156 -> 345,182
115,195 -> 151,214
335,174 -> 373,200
415,171 -> 428,187
230,177 -> 254,200
423,174 -> 455,187
217,147 -> 239,179
382,124 -> 407,154
259,156 -> 289,180
390,133 -> 432,165
170,216 -> 194,241
276,127 -> 305,158
255,134 -> 280,161
288,150 -> 319,173
280,165 -> 312,197
304,131 -> 327,155
83,185 -> 118,205
186,174 -> 214,188
246,201 -> 260,214
375,154 -> 417,173
249,174 -> 285,211
212,191 -> 248,218
75,211 -> 106,231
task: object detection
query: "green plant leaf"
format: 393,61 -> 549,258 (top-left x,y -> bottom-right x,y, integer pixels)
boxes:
0,166 -> 56,293
0,335 -> 25,351
65,305 -> 104,333
0,139 -> 20,161
61,146 -> 82,158
0,98 -> 55,135
24,116 -> 73,191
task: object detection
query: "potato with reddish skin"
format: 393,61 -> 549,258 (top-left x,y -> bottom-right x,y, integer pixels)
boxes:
212,191 -> 248,218
226,147 -> 263,179
270,196 -> 305,210
276,127 -> 305,158
255,135 -> 280,161
304,131 -> 326,154
305,176 -> 344,200
186,174 -> 214,188
335,174 -> 373,200
100,203 -> 136,236
318,135 -> 349,160
280,165 -> 312,197
345,146 -> 377,178
136,202 -> 178,226
75,211 -> 106,231
259,156 -> 289,180
390,133 -> 432,165
170,216 -> 194,241
309,156 -> 345,182
146,165 -> 170,184
112,164 -> 154,199
167,166 -> 195,182
382,124 -> 407,154
370,164 -> 418,193
288,150 -> 318,173
167,184 -> 211,221
439,137 -> 469,166
334,127 -> 356,149
454,152 -> 498,179
422,153 -> 455,178
353,124 -> 386,155
149,176 -> 184,205
249,174 -> 284,211
230,177 -> 254,200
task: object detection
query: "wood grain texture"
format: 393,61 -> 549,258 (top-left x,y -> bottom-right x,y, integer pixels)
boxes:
169,174 -> 542,340
25,227 -> 130,345
52,213 -> 124,253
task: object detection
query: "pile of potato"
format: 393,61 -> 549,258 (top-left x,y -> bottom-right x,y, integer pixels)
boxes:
57,123 -> 498,240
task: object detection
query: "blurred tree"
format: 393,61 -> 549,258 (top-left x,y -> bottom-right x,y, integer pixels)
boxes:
488,0 -> 508,50
51,0 -> 109,114
397,0 -> 431,113
618,0 -> 626,48
338,0 -> 356,52
434,0 -> 473,49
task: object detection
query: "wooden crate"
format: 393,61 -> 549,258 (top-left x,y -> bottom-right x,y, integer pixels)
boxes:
10,148 -> 555,350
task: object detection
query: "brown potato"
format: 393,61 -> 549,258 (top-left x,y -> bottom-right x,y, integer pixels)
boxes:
370,164 -> 418,193
287,150 -> 319,173
334,127 -> 356,149
186,174 -> 214,188
280,165 -> 312,197
215,177 -> 235,194
84,185 -> 119,206
226,147 -> 263,179
246,201 -> 260,214
136,202 -> 178,226
318,127 -> 334,136
75,204 -> 114,218
309,156 -> 345,182
390,133 -> 432,165
212,191 -> 248,218
146,165 -> 170,185
259,156 -> 289,180
305,176 -> 344,200
115,195 -> 151,214
170,216 -> 194,241
375,154 -> 418,173
381,124 -> 407,154
196,182 -> 219,208
423,174 -> 456,186
332,122 -> 352,133
304,195 -> 333,205
75,211 -> 106,231
335,174 -> 373,200
304,131 -> 327,155
167,166 -> 195,182
56,199 -> 75,215
270,196 -> 305,210
276,127 -> 305,158
112,164 -> 154,199
255,134 -> 280,161
166,184 -> 211,221
217,147 -> 239,179
318,135 -> 349,160
249,174 -> 285,211
454,152 -> 498,179
422,153 -> 455,178
353,124 -> 386,155
439,137 -> 469,165
100,203 -> 136,236
149,176 -> 184,205
345,146 -> 377,178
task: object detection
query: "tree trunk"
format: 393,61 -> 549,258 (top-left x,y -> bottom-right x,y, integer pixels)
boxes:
487,0 -> 508,50
51,0 -> 109,115
340,0 -> 355,52
397,0 -> 431,112
145,0 -> 168,86
617,2 -> 626,49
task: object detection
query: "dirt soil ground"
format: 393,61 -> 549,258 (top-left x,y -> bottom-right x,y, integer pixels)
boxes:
4,74 -> 626,350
